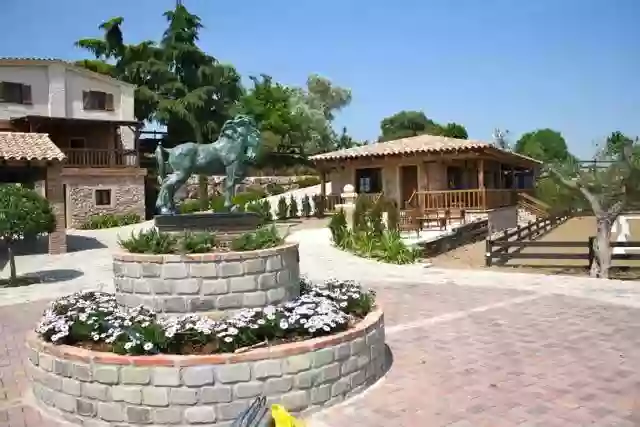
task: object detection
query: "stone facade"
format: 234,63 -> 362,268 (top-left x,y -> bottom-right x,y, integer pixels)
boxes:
26,307 -> 385,426
62,169 -> 146,229
113,243 -> 300,316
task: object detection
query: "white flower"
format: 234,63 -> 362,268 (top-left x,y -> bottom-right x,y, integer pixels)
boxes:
143,342 -> 153,351
279,320 -> 289,330
124,342 -> 134,350
224,337 -> 233,343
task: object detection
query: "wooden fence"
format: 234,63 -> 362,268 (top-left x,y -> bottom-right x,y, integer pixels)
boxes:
420,219 -> 489,258
485,213 -> 571,266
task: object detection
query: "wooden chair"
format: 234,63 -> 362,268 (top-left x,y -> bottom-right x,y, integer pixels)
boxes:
399,207 -> 421,237
445,208 -> 466,226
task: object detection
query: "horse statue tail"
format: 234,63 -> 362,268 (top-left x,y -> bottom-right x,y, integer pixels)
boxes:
155,141 -> 166,185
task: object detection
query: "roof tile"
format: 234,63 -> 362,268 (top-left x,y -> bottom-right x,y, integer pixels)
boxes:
0,132 -> 66,162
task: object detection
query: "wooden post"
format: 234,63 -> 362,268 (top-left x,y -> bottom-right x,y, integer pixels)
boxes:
478,159 -> 485,209
319,169 -> 327,217
485,238 -> 493,267
587,236 -> 595,271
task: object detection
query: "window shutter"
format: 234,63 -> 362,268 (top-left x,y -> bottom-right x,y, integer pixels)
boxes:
105,93 -> 114,111
21,85 -> 32,105
83,91 -> 90,110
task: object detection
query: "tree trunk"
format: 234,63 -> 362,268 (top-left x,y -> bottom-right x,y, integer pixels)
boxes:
198,175 -> 208,210
7,243 -> 17,281
590,216 -> 613,278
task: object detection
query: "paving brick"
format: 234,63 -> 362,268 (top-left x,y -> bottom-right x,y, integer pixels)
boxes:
200,386 -> 232,404
215,363 -> 251,384
112,385 -> 142,404
252,359 -> 282,379
169,387 -> 198,404
97,402 -> 125,422
185,406 -> 216,423
152,367 -> 181,386
141,387 -> 169,406
120,367 -> 150,385
93,366 -> 119,384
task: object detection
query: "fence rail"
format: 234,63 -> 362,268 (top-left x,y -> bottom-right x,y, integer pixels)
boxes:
64,148 -> 139,168
485,213 -> 571,266
408,189 -> 517,211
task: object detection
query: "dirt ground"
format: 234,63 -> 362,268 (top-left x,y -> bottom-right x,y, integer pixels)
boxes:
428,216 -> 640,279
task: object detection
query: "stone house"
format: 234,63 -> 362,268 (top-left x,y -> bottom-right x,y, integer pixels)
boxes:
0,58 -> 146,231
310,134 -> 543,231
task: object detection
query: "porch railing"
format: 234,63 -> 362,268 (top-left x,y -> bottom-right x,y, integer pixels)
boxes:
63,148 -> 139,168
407,189 -> 517,211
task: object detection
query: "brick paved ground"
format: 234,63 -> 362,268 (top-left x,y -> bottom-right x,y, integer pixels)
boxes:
2,282 -> 639,426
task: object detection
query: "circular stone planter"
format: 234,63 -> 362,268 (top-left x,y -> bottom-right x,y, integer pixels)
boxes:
113,243 -> 300,316
26,307 -> 385,426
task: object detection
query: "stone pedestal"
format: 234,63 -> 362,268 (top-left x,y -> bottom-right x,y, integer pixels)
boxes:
336,184 -> 357,230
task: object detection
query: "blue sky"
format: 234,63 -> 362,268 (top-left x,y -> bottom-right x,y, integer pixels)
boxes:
2,0 -> 639,158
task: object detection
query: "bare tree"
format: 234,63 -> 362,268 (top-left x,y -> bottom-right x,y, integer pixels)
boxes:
548,144 -> 637,278
492,128 -> 510,150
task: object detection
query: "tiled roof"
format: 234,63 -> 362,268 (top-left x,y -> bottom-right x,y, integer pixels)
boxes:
0,57 -> 136,87
310,133 -> 542,164
0,132 -> 66,162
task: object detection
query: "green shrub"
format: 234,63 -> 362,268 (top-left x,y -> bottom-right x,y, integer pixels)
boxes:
327,197 -> 419,265
81,213 -> 141,230
368,197 -> 385,236
301,195 -> 312,218
118,229 -> 178,254
0,184 -> 56,281
233,191 -> 263,210
230,225 -> 284,251
353,195 -> 372,233
276,196 -> 288,220
385,200 -> 400,231
328,209 -> 348,246
294,176 -> 321,188
180,232 -> 216,253
180,199 -> 203,214
265,183 -> 286,196
246,199 -> 272,224
312,195 -> 324,218
288,195 -> 299,218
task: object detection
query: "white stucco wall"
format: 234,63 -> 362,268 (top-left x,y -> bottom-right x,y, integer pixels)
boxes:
0,63 -> 136,134
0,65 -> 50,118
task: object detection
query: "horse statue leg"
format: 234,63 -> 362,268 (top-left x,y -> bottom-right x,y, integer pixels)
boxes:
223,162 -> 238,211
156,178 -> 173,215
160,171 -> 190,215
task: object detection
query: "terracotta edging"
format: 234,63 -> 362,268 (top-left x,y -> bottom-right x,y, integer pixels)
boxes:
27,306 -> 383,367
112,242 -> 299,263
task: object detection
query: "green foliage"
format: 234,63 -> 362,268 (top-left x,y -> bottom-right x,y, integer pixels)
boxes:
288,195 -> 299,218
328,209 -> 348,245
515,129 -> 571,164
246,199 -> 272,224
81,213 -> 141,229
179,199 -> 203,214
118,229 -> 178,254
353,195 -> 372,233
0,184 -> 56,281
312,195 -> 324,218
265,182 -> 286,196
276,196 -> 288,220
180,232 -> 217,254
328,202 -> 419,265
230,225 -> 283,251
368,197 -> 385,236
294,176 -> 321,188
301,195 -> 312,218
385,200 -> 400,231
0,185 -> 55,242
378,111 -> 468,142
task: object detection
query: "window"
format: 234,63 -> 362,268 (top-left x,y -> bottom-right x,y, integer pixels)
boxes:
355,168 -> 383,194
0,82 -> 32,104
95,189 -> 112,206
83,90 -> 114,111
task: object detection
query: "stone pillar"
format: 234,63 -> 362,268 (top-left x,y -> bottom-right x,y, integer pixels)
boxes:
339,184 -> 357,230
46,164 -> 67,254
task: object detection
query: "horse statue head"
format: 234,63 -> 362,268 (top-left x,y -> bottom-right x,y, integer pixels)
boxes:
220,115 -> 261,163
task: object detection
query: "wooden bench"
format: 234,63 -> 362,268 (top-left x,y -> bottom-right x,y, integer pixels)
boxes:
445,208 -> 466,225
399,207 -> 422,236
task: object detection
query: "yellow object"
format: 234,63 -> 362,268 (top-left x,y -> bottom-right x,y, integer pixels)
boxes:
271,404 -> 305,427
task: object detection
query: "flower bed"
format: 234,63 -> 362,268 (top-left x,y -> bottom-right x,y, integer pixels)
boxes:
113,242 -> 300,315
27,280 -> 386,426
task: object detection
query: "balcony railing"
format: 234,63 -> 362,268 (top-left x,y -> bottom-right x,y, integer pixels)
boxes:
63,148 -> 139,168
407,189 -> 517,211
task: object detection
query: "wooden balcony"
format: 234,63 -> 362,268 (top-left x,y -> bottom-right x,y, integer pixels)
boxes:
408,189 -> 518,211
63,148 -> 139,168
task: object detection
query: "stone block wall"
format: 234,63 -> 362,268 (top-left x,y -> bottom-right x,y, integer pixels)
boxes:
113,243 -> 300,316
26,308 -> 385,427
62,169 -> 146,229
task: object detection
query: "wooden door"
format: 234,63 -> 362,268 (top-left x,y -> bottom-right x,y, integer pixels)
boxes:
400,165 -> 418,208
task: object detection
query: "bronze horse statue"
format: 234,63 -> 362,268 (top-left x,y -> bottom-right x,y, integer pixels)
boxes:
155,115 -> 261,215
